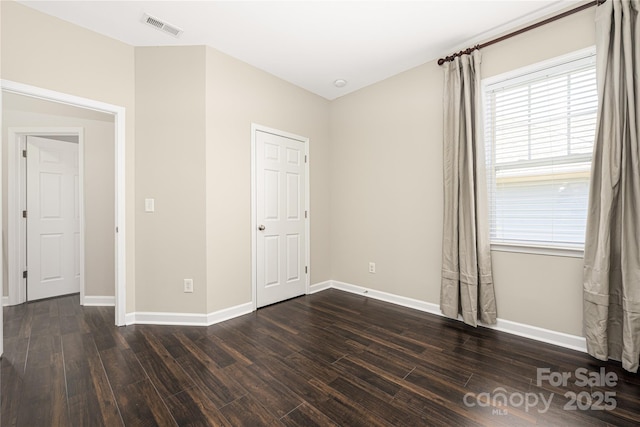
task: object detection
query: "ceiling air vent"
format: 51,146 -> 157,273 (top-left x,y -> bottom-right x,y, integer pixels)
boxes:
141,13 -> 183,38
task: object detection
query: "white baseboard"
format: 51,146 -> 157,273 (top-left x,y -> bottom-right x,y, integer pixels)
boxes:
309,280 -> 332,294
130,311 -> 208,326
2,296 -> 8,306
115,280 -> 587,354
125,301 -> 254,327
83,296 -> 115,306
125,312 -> 136,326
328,280 -> 587,354
488,318 -> 587,353
331,280 -> 441,316
206,302 -> 253,325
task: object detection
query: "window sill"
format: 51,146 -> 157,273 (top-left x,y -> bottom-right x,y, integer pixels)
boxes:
490,242 -> 584,258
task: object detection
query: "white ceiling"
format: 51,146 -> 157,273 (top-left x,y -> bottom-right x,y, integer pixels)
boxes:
18,0 -> 582,100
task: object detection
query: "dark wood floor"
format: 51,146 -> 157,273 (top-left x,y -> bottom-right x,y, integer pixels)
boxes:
2,289 -> 639,426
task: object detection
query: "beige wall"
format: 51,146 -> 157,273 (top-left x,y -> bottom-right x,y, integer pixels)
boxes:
1,1 -> 137,311
329,7 -> 596,337
330,63 -> 443,305
0,0 -> 596,340
205,47 -> 331,313
1,1 -> 331,318
2,93 -> 115,298
134,46 -> 207,313
133,46 -> 331,315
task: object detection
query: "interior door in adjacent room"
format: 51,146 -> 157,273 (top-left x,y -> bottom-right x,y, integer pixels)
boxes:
26,136 -> 80,301
255,128 -> 308,308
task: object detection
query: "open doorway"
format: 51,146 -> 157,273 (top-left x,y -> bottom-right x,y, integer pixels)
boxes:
1,80 -> 127,326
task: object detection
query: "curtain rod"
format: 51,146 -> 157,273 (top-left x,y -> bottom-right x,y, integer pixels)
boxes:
437,0 -> 606,66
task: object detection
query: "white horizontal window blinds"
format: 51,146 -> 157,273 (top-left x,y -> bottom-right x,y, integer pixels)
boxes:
484,53 -> 597,249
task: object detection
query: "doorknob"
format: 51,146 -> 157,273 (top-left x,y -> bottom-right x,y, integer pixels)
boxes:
258,225 -> 265,231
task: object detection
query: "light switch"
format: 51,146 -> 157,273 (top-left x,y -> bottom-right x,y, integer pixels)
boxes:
145,198 -> 155,213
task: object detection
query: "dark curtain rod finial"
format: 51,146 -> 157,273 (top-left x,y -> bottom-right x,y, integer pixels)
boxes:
437,45 -> 480,66
437,0 -> 605,66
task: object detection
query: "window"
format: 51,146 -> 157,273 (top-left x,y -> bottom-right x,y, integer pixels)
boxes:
483,49 -> 597,253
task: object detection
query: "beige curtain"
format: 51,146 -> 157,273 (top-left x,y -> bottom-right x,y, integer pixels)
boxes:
584,0 -> 640,373
441,50 -> 497,327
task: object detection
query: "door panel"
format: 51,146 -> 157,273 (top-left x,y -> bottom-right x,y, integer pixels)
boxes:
27,136 -> 80,301
286,234 -> 300,281
256,130 -> 306,307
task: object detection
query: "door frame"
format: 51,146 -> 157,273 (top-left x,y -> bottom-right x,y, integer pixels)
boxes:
2,79 -> 127,326
251,123 -> 310,311
9,129 -> 85,304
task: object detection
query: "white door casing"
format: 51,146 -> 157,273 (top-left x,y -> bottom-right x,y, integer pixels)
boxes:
253,125 -> 309,308
2,79 -> 126,326
27,136 -> 81,301
7,129 -> 84,305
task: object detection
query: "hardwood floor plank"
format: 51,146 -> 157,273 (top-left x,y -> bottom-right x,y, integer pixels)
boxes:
327,375 -> 431,426
531,379 -> 640,427
30,311 -> 61,337
84,342 -> 124,426
255,305 -> 305,335
146,326 -> 193,360
3,290 -> 640,426
15,335 -> 70,426
113,379 -> 176,427
62,332 -> 122,426
188,335 -> 238,368
59,314 -> 82,335
332,354 -> 403,398
57,293 -> 80,316
135,349 -> 194,398
175,349 -> 247,408
280,402 -> 339,426
248,352 -> 338,407
0,336 -> 29,374
206,334 -> 254,366
126,329 -> 195,398
121,328 -> 154,354
534,396 -> 623,427
164,386 -> 232,427
401,323 -> 474,351
448,343 -> 534,385
210,315 -> 302,360
322,323 -> 376,349
2,311 -> 28,340
218,394 -> 283,426
293,325 -> 366,364
225,361 -> 304,419
248,326 -> 303,358
209,322 -> 273,362
369,342 -> 473,386
83,308 -> 113,336
348,345 -> 416,379
63,334 -> 108,426
99,346 -> 147,390
306,378 -> 393,427
301,300 -> 370,332
1,350 -> 27,426
283,351 -> 342,384
11,304 -> 35,340
280,297 -> 338,331
393,386 -> 485,426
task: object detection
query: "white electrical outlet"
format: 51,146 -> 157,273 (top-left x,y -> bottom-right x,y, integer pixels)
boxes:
368,262 -> 376,274
184,278 -> 193,293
